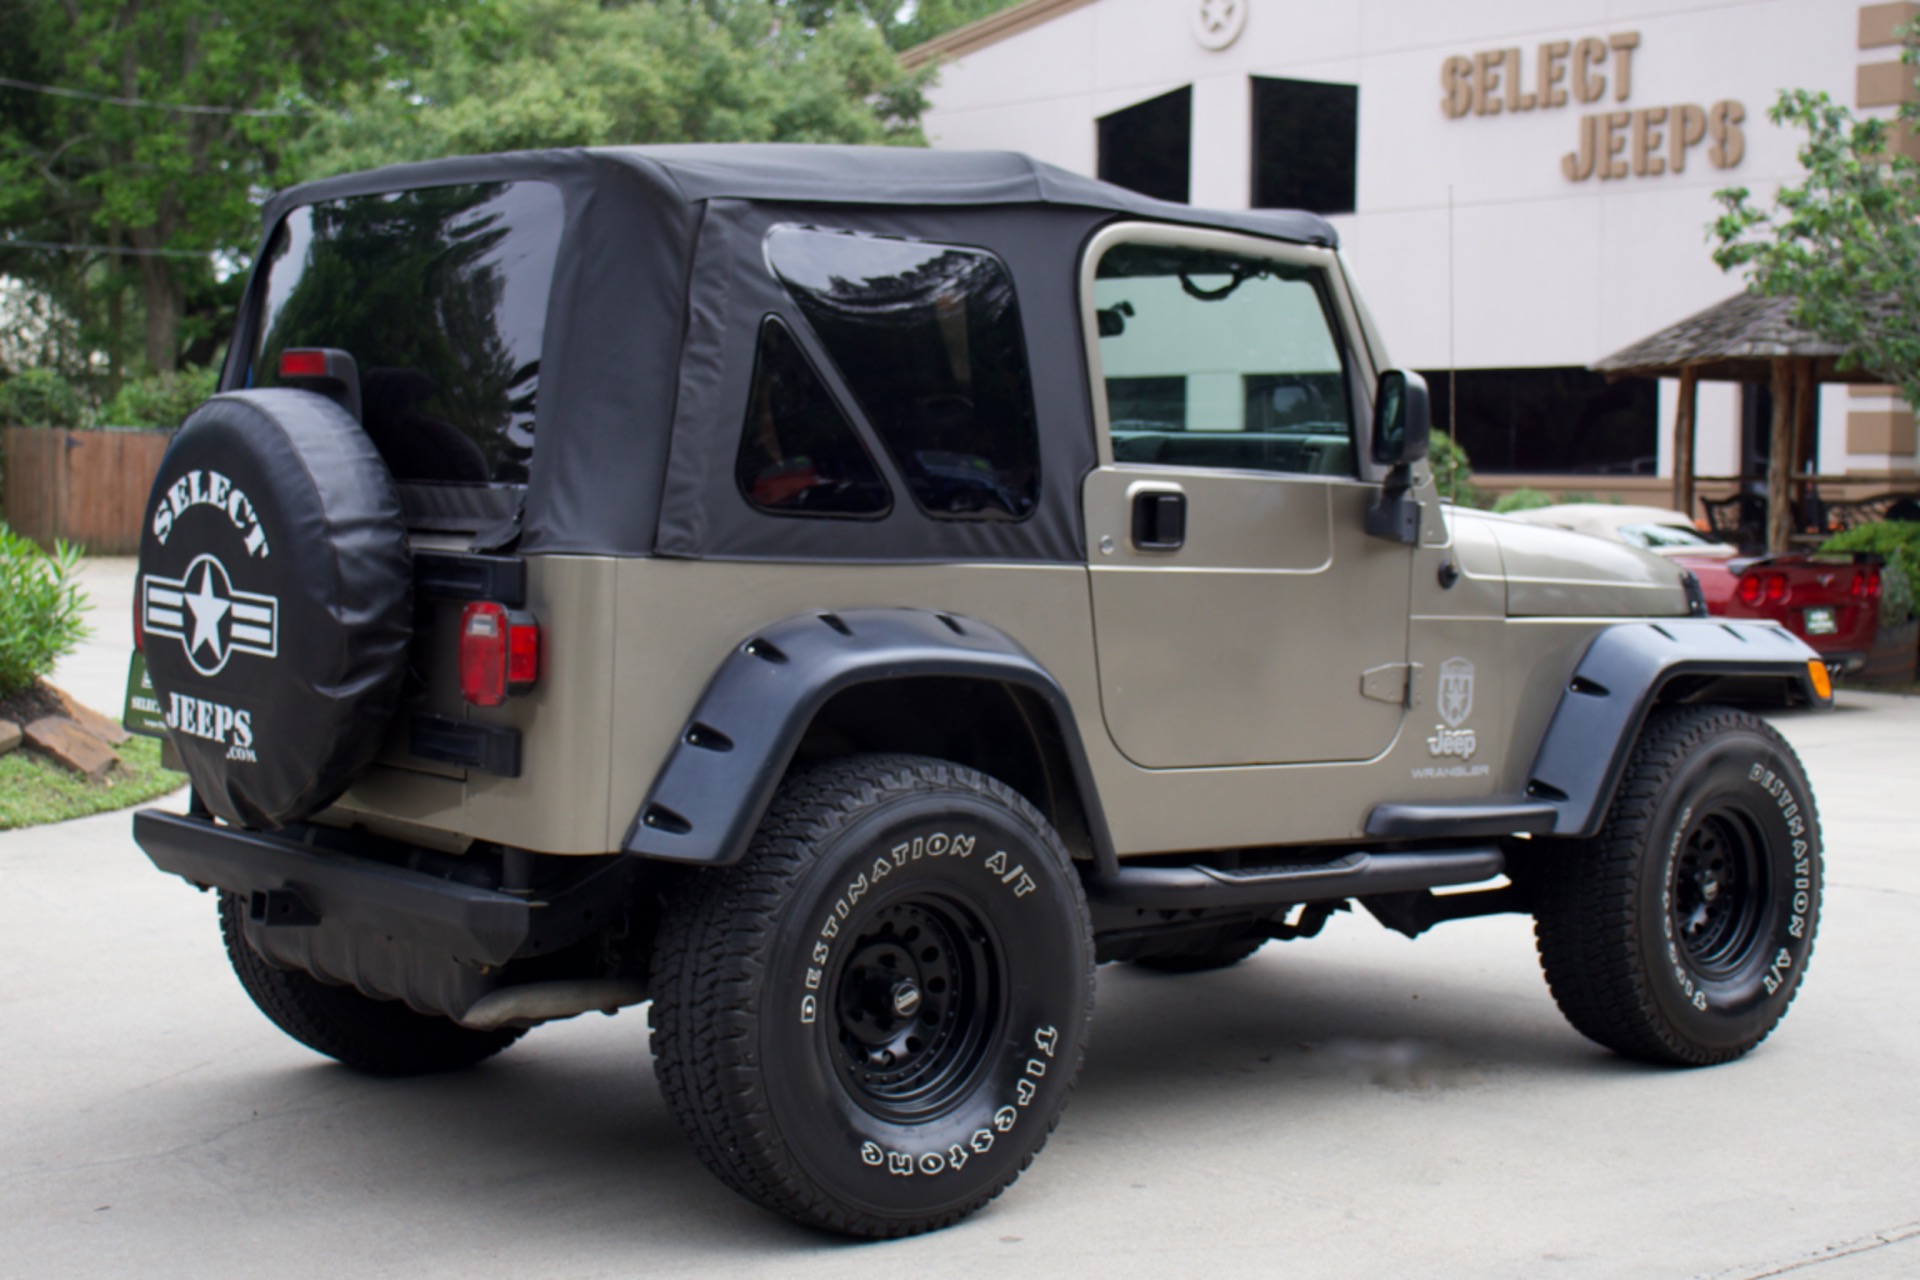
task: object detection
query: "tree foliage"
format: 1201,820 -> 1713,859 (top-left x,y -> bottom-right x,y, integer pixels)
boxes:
1710,37 -> 1920,407
2,0 -> 982,388
296,0 -> 934,178
787,0 -> 1021,51
0,0 -> 452,375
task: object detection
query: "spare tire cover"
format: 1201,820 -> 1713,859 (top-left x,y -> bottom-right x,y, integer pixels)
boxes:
137,390 -> 411,829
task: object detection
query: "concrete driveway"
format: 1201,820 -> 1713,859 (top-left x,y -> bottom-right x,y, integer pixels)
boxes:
5,566 -> 1917,1276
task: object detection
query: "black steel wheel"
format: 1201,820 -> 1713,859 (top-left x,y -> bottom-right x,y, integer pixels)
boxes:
829,897 -> 1000,1122
218,893 -> 522,1076
1533,705 -> 1821,1066
648,754 -> 1095,1238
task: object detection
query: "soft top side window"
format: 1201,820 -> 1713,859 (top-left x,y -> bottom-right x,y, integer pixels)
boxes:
1093,241 -> 1355,477
767,226 -> 1040,522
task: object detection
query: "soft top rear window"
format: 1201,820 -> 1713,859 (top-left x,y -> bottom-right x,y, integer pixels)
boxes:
250,181 -> 564,489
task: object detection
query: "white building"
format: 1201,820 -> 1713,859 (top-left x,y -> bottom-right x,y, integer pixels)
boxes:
908,0 -> 1919,506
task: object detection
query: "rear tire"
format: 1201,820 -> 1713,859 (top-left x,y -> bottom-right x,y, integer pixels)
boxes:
648,754 -> 1095,1238
1532,705 -> 1820,1066
218,893 -> 523,1076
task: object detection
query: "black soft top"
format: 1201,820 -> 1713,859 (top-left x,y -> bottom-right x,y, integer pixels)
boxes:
263,145 -> 1338,246
241,146 -> 1341,562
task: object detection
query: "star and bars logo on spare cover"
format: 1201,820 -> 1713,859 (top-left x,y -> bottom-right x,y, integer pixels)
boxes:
144,554 -> 280,676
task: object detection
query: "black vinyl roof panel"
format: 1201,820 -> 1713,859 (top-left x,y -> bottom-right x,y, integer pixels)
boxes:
264,144 -> 1339,248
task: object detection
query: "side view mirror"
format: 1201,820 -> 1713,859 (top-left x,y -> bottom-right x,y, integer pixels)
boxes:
1371,369 -> 1431,468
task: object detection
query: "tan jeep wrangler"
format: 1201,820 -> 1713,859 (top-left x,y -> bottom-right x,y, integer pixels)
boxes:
129,145 -> 1830,1238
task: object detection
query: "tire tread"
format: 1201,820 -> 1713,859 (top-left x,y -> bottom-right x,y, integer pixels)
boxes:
648,753 -> 1093,1238
1532,705 -> 1818,1066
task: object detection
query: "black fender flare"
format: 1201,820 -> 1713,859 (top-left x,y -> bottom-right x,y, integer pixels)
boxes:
1525,619 -> 1827,837
622,608 -> 1116,870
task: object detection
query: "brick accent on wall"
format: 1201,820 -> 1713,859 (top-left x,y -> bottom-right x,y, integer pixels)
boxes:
1860,2 -> 1919,48
1847,407 -> 1918,454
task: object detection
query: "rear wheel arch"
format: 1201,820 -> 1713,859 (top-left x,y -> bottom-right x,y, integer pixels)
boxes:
623,609 -> 1115,873
792,676 -> 1100,867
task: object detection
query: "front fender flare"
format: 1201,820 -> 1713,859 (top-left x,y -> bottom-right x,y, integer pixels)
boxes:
1526,619 -> 1827,837
622,608 -> 1115,869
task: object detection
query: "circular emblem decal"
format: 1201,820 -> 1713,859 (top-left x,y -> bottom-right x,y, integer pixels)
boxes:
1193,0 -> 1246,51
143,552 -> 282,677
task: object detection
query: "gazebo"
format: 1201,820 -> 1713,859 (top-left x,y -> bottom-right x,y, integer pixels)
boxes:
1594,292 -> 1885,553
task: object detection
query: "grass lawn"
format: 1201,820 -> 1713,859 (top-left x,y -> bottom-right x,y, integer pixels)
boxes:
0,734 -> 184,830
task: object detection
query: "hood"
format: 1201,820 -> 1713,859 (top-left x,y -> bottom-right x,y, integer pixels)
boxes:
1451,509 -> 1693,618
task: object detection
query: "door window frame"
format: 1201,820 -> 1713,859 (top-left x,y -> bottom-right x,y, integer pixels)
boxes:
1077,222 -> 1383,480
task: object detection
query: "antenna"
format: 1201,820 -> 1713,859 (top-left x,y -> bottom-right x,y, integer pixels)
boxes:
1447,183 -> 1458,503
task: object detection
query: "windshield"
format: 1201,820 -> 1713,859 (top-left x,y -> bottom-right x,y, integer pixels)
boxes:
1618,522 -> 1722,551
250,181 -> 564,488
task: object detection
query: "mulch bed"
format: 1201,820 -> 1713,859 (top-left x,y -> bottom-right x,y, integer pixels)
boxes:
0,682 -> 70,728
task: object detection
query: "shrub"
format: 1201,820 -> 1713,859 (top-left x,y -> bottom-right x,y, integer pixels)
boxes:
101,366 -> 219,429
0,368 -> 88,430
1427,430 -> 1483,507
1820,520 -> 1920,624
1492,487 -> 1555,514
0,524 -> 90,697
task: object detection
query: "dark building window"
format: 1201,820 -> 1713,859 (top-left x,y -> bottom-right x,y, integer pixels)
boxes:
1251,77 -> 1359,215
1107,376 -> 1187,430
1099,87 -> 1192,204
1419,366 -> 1657,474
767,227 -> 1041,521
735,317 -> 891,518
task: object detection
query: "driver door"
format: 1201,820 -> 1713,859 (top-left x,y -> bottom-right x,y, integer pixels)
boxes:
1080,225 -> 1416,768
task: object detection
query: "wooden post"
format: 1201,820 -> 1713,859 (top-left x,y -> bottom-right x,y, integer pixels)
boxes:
1790,358 -> 1816,539
1673,365 -> 1698,520
1768,360 -> 1794,554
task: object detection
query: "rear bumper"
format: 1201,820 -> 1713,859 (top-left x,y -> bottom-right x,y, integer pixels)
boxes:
132,809 -> 531,966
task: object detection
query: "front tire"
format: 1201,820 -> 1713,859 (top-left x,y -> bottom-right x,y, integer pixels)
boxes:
648,754 -> 1095,1238
218,893 -> 523,1076
1532,705 -> 1821,1066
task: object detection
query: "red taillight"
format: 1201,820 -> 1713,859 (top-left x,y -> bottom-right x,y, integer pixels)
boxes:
1737,575 -> 1763,607
279,348 -> 329,378
1764,573 -> 1789,605
459,601 -> 540,707
1851,570 -> 1882,601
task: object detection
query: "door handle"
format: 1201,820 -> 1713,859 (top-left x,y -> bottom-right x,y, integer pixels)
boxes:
1131,490 -> 1187,550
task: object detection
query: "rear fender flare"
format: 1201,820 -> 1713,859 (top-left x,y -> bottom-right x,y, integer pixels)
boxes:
622,608 -> 1115,870
1527,619 -> 1828,837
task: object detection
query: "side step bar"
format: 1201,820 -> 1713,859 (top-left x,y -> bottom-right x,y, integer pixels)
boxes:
1084,846 -> 1505,914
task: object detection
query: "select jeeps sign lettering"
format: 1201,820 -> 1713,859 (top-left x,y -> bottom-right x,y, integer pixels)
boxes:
1439,31 -> 1745,184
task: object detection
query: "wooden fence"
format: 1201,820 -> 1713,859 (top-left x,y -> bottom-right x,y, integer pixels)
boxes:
2,427 -> 174,554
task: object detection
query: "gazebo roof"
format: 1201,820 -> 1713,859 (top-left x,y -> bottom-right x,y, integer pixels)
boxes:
1594,291 -> 1883,384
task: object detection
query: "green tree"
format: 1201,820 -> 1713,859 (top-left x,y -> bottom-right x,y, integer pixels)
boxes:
299,0 -> 934,178
0,0 -> 452,376
1710,37 -> 1920,407
787,0 -> 1022,51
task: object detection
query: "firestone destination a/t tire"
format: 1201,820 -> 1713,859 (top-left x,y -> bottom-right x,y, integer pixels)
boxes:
648,754 -> 1095,1238
1532,705 -> 1821,1066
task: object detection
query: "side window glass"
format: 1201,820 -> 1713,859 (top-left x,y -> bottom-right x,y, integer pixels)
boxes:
767,227 -> 1040,521
735,317 -> 891,517
1093,242 -> 1354,477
